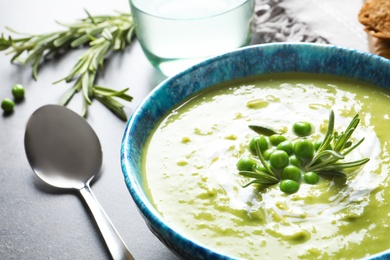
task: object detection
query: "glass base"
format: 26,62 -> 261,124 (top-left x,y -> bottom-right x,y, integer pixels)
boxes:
151,57 -> 208,77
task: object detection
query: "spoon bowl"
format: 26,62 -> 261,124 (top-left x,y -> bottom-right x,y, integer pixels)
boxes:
25,105 -> 102,189
25,105 -> 133,260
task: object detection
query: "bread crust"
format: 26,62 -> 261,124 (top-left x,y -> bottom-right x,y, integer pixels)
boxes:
358,0 -> 390,39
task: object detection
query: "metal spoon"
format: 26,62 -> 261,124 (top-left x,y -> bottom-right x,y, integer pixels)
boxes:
24,104 -> 134,260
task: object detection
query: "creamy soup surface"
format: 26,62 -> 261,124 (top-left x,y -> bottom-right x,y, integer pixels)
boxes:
143,73 -> 390,259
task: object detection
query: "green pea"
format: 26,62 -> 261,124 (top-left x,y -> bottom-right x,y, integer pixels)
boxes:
269,150 -> 289,169
314,140 -> 332,151
304,171 -> 320,184
249,135 -> 268,155
269,134 -> 287,146
12,84 -> 25,99
293,139 -> 315,159
279,179 -> 300,194
263,147 -> 276,160
254,164 -> 267,173
314,140 -> 322,150
289,155 -> 303,167
293,121 -> 313,137
236,156 -> 258,171
277,140 -> 293,155
281,165 -> 301,181
1,98 -> 15,112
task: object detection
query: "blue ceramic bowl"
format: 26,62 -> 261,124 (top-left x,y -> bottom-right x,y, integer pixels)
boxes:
121,43 -> 390,259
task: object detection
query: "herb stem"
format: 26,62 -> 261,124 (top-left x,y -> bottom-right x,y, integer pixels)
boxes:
0,10 -> 135,120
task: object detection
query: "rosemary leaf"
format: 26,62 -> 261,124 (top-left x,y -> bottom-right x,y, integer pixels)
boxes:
53,32 -> 74,47
332,158 -> 370,169
341,138 -> 365,157
81,97 -> 89,118
249,124 -> 279,136
0,34 -> 12,50
317,110 -> 335,153
242,179 -> 266,188
239,170 -> 278,184
94,95 -> 127,121
81,72 -> 92,104
85,9 -> 97,24
59,86 -> 78,106
317,170 -> 347,178
32,52 -> 42,80
306,149 -> 344,170
71,33 -> 93,47
10,49 -> 24,63
255,140 -> 278,179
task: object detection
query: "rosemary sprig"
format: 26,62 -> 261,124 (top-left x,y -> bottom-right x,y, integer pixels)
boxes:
0,10 -> 135,120
305,110 -> 370,176
239,139 -> 279,187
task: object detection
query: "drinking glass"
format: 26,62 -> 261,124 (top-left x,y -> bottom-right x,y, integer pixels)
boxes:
129,0 -> 254,76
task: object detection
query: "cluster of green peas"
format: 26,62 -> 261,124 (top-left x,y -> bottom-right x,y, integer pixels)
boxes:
1,84 -> 25,113
237,121 -> 321,194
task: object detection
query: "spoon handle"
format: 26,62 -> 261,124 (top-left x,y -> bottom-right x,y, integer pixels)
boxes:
80,184 -> 134,260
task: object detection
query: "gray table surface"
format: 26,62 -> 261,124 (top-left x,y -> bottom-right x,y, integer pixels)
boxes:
0,0 -> 370,259
0,0 -> 176,259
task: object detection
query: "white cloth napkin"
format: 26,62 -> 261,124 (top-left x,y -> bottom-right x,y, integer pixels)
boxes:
281,0 -> 368,52
253,0 -> 369,52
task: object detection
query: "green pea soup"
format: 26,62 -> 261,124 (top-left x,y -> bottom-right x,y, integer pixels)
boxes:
142,73 -> 390,259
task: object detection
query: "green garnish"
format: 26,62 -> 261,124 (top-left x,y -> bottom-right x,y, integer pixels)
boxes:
305,110 -> 370,175
238,110 -> 370,194
248,125 -> 279,136
0,10 -> 135,120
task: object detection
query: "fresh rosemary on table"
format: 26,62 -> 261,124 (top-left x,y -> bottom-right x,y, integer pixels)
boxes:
0,10 -> 135,120
238,110 -> 370,191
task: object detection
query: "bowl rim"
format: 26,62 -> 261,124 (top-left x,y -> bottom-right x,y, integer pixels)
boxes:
121,42 -> 390,259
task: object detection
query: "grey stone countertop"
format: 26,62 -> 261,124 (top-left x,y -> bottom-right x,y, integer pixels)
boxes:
0,0 -> 175,259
